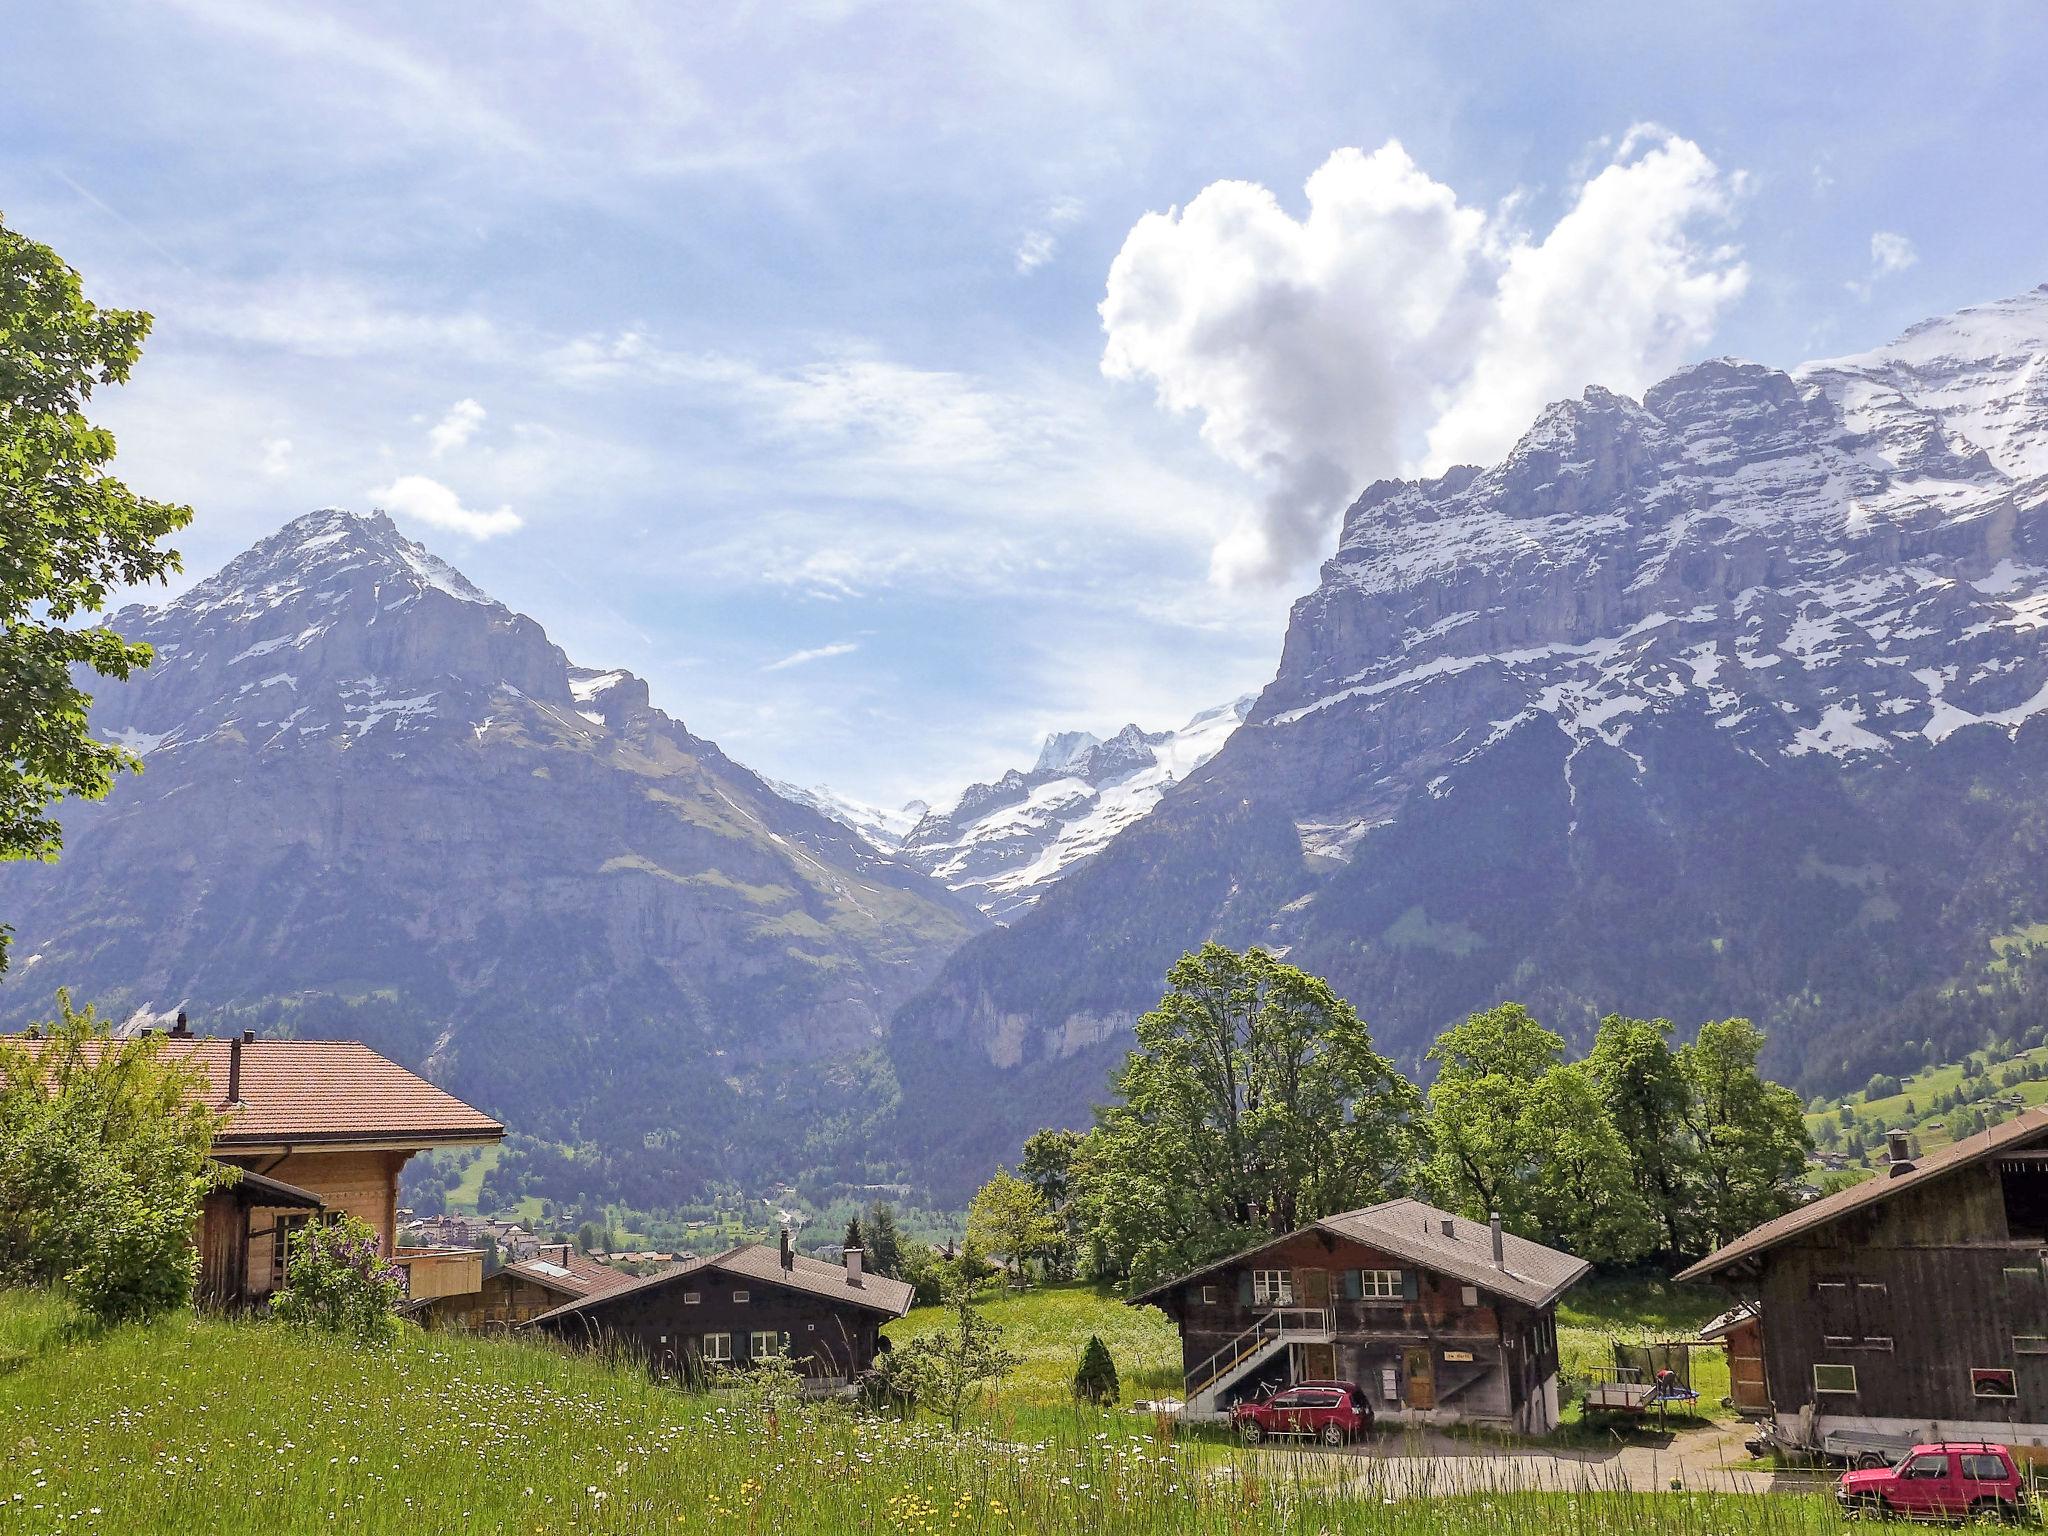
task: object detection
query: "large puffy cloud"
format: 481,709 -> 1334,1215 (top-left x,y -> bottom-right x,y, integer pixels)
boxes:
369,474 -> 522,539
1101,129 -> 1749,586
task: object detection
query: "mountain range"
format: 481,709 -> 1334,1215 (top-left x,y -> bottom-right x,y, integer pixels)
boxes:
6,287 -> 2048,1204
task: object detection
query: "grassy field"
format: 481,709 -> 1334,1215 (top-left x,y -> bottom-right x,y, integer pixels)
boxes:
1805,1041 -> 2048,1165
0,1288 -> 1850,1534
888,1281 -> 1183,1405
1555,1274 -> 1734,1427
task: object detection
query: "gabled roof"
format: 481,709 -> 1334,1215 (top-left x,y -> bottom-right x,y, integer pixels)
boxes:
1676,1107 -> 2048,1283
8,1034 -> 503,1148
1128,1196 -> 1592,1311
501,1250 -> 637,1301
523,1242 -> 915,1328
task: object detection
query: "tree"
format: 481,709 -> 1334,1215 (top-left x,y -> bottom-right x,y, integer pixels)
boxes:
1080,944 -> 1418,1289
1,215 -> 191,972
879,1279 -> 1021,1432
269,1214 -> 405,1344
1019,1128 -> 1083,1278
1073,1334 -> 1120,1405
1587,1014 -> 1696,1258
1422,1004 -> 1565,1232
0,990 -> 224,1324
862,1201 -> 904,1280
1521,1063 -> 1658,1263
576,1220 -> 604,1253
966,1168 -> 1060,1285
842,1212 -> 866,1258
1679,1018 -> 1812,1252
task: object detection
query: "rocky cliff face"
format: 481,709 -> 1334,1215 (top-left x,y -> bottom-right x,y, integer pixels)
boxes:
895,699 -> 1252,919
891,286 -> 2048,1193
0,510 -> 985,1190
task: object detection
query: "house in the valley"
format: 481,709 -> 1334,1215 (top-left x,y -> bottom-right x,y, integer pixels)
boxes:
1129,1198 -> 1590,1432
11,1014 -> 504,1308
414,1243 -> 635,1329
525,1233 -> 914,1383
1679,1114 -> 2048,1450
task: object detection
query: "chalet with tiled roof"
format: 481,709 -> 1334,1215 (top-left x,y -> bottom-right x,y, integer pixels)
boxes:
1131,1198 -> 1589,1431
526,1231 -> 914,1383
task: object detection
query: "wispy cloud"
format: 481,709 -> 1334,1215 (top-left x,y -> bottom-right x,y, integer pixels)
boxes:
258,436 -> 293,478
369,474 -> 522,539
1016,194 -> 1084,274
1846,230 -> 1919,301
428,398 -> 486,455
763,639 -> 860,672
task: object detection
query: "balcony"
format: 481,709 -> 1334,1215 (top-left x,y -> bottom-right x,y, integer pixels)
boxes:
393,1246 -> 484,1301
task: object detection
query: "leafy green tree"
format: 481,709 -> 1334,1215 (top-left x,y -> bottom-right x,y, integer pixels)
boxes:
1522,1063 -> 1658,1263
1019,1128 -> 1083,1278
879,1279 -> 1021,1432
269,1214 -> 405,1344
1,215 -> 191,971
0,990 -> 224,1324
576,1220 -> 604,1253
1072,1334 -> 1120,1405
861,1201 -> 904,1280
1422,1003 -> 1565,1231
1587,1014 -> 1695,1258
1679,1018 -> 1812,1252
1080,944 -> 1417,1289
966,1168 -> 1060,1285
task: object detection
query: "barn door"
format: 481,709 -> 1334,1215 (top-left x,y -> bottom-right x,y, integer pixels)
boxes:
1405,1346 -> 1435,1410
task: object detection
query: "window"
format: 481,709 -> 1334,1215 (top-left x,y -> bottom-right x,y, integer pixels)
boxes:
683,1291 -> 701,1306
1813,1364 -> 1858,1395
732,1289 -> 750,1304
2018,1336 -> 2048,1355
1973,1368 -> 2019,1400
269,1214 -> 312,1291
1460,1285 -> 1479,1308
1200,1285 -> 1218,1306
1359,1269 -> 1402,1301
1964,1453 -> 2012,1481
1902,1453 -> 1950,1480
2002,1161 -> 2048,1241
1251,1270 -> 1293,1306
702,1333 -> 732,1362
750,1331 -> 780,1360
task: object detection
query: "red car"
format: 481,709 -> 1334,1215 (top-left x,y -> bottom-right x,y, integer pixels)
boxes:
1836,1442 -> 2028,1521
1231,1380 -> 1374,1446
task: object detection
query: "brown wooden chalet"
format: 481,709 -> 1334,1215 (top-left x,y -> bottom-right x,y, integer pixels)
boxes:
415,1243 -> 636,1329
1131,1198 -> 1590,1431
1680,1114 -> 2048,1450
10,1015 -> 504,1308
525,1233 -> 914,1384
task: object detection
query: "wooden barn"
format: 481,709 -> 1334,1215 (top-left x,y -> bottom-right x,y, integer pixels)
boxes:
525,1234 -> 914,1383
1680,1113 -> 2048,1449
1130,1198 -> 1590,1431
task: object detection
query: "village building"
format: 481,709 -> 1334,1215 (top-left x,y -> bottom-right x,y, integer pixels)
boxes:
525,1233 -> 914,1383
11,1015 -> 504,1308
1698,1301 -> 1770,1416
414,1243 -> 635,1328
1680,1112 -> 2048,1450
1130,1198 -> 1590,1432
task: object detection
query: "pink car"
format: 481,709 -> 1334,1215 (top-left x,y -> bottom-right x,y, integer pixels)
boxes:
1836,1442 -> 2028,1522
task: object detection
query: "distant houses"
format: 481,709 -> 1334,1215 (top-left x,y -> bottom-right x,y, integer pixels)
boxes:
526,1233 -> 914,1383
415,1242 -> 636,1328
1130,1198 -> 1589,1432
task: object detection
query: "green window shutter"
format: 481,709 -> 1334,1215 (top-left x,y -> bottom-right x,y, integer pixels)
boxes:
1401,1271 -> 1419,1302
1343,1269 -> 1362,1300
1238,1272 -> 1255,1307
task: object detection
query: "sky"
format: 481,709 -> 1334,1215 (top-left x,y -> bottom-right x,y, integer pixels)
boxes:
6,3 -> 2047,806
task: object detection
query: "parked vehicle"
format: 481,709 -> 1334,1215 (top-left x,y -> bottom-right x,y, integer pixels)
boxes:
1836,1442 -> 2028,1521
1231,1381 -> 1374,1446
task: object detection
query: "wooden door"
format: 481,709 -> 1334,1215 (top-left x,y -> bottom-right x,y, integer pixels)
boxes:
1298,1267 -> 1330,1308
1301,1343 -> 1336,1380
1404,1346 -> 1435,1410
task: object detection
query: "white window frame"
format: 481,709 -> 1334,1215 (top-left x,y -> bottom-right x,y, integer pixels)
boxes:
1813,1363 -> 1857,1395
1200,1285 -> 1218,1305
750,1330 -> 779,1360
1251,1269 -> 1294,1306
702,1332 -> 732,1362
1973,1367 -> 2019,1400
683,1291 -> 701,1306
1460,1284 -> 1480,1308
1359,1269 -> 1402,1301
732,1289 -> 750,1304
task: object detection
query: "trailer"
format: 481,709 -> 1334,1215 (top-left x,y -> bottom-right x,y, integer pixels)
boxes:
1582,1366 -> 1701,1419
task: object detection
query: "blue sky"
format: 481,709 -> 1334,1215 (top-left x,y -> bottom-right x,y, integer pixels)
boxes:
6,2 -> 2046,804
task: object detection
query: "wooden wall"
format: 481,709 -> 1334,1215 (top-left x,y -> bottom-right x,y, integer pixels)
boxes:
216,1148 -> 410,1295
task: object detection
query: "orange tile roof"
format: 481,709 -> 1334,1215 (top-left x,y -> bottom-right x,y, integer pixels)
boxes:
7,1034 -> 503,1148
504,1250 -> 639,1300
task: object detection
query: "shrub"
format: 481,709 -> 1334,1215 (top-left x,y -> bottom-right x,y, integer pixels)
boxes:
1073,1334 -> 1120,1405
269,1215 -> 405,1344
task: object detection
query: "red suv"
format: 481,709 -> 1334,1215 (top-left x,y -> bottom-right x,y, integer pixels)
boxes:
1837,1442 -> 2029,1521
1232,1381 -> 1374,1446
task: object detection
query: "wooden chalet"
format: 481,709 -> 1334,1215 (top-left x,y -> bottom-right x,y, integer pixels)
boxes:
415,1243 -> 636,1329
1698,1301 -> 1769,1416
525,1233 -> 914,1384
1680,1114 -> 2048,1450
1131,1198 -> 1590,1431
9,1015 -> 504,1308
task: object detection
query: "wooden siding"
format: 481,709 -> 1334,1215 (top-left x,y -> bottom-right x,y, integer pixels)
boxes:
427,1270 -> 579,1330
215,1148 -> 410,1297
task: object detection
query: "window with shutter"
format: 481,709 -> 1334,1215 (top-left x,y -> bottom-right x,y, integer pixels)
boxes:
1401,1271 -> 1419,1302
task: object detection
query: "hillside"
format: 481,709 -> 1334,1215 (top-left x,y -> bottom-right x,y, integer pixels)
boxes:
0,511 -> 985,1201
890,287 -> 2048,1192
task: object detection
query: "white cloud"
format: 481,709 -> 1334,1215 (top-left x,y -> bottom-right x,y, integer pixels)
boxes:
764,639 -> 859,671
1101,128 -> 1749,586
1016,195 -> 1085,274
369,473 -> 522,539
428,398 -> 486,456
259,436 -> 293,477
1870,230 -> 1918,277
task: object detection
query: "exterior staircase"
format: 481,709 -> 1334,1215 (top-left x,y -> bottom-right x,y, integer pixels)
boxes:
1181,1308 -> 1333,1417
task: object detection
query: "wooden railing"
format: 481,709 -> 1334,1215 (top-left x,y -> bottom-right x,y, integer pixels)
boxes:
1184,1308 -> 1331,1400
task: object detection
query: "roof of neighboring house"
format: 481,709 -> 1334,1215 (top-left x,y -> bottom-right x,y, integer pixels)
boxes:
209,1160 -> 325,1208
500,1250 -> 638,1301
7,1033 -> 503,1148
1676,1107 -> 2048,1283
1127,1197 -> 1593,1311
523,1242 -> 916,1328
1698,1301 -> 1759,1341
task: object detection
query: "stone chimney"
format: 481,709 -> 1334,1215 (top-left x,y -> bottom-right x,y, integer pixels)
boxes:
169,1011 -> 192,1039
845,1246 -> 864,1286
1489,1212 -> 1505,1266
1886,1129 -> 1916,1176
227,1033 -> 247,1106
779,1227 -> 794,1271
1440,1217 -> 1456,1239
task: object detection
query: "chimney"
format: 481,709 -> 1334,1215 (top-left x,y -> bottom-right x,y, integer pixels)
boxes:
1440,1217 -> 1456,1239
845,1246 -> 864,1286
779,1227 -> 794,1271
1886,1130 -> 1916,1175
1489,1212 -> 1505,1266
226,1034 -> 246,1106
169,1011 -> 192,1039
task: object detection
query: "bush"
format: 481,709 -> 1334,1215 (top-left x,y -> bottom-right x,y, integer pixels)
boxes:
269,1215 -> 405,1344
1072,1334 -> 1119,1405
